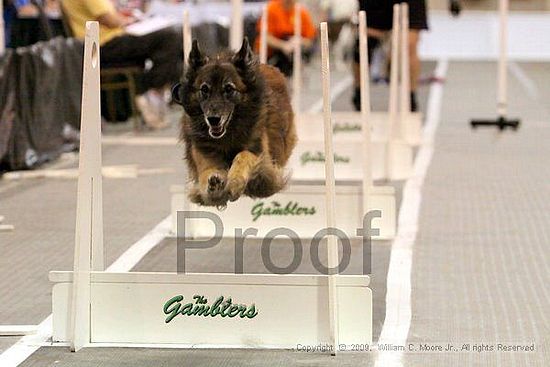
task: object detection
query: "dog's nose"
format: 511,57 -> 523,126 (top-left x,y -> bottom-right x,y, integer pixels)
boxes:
207,116 -> 222,127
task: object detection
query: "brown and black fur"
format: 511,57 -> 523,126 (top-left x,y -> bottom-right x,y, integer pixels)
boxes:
172,38 -> 297,207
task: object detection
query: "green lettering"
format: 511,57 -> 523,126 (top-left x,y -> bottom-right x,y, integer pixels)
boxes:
220,298 -> 233,317
164,295 -> 259,321
227,305 -> 241,317
163,295 -> 183,323
191,304 -> 210,316
245,305 -> 259,318
301,152 -> 312,166
209,296 -> 224,317
181,302 -> 194,316
251,202 -> 264,222
238,305 -> 248,318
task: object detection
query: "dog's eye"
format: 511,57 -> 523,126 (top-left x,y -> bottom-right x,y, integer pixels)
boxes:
223,83 -> 235,95
199,84 -> 210,96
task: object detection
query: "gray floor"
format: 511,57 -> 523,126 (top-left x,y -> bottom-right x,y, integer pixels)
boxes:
0,337 -> 20,354
406,61 -> 550,366
4,61 -> 549,366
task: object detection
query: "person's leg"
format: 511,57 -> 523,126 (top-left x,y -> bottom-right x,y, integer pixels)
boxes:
135,27 -> 183,91
101,28 -> 183,92
352,30 -> 384,111
101,29 -> 183,128
407,0 -> 429,112
408,30 -> 420,112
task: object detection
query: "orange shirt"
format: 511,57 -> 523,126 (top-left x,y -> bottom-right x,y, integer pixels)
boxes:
255,0 -> 316,53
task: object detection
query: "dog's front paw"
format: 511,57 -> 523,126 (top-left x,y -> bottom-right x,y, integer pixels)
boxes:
207,173 -> 226,195
226,177 -> 247,202
202,172 -> 229,207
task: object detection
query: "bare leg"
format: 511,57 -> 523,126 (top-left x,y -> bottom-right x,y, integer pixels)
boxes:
408,30 -> 420,93
353,62 -> 360,88
354,28 -> 386,87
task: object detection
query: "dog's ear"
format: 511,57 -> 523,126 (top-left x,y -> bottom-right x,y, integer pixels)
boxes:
232,37 -> 257,71
171,83 -> 183,105
188,40 -> 208,70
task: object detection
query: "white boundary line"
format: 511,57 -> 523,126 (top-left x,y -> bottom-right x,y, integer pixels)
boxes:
0,65 -> 341,365
107,216 -> 172,272
507,61 -> 539,100
0,216 -> 173,366
308,75 -> 353,113
375,59 -> 448,367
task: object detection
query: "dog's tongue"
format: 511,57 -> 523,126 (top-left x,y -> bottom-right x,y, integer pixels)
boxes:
210,126 -> 224,138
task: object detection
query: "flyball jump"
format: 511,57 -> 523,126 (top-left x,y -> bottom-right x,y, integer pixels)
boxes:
50,21 -> 372,353
470,0 -> 520,130
291,3 -> 419,182
171,7 -> 396,240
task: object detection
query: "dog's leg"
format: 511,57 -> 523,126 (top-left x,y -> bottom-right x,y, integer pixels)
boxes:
245,158 -> 288,199
191,146 -> 228,206
226,151 -> 261,201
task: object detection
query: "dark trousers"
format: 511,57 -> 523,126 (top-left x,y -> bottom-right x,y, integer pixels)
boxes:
101,27 -> 183,94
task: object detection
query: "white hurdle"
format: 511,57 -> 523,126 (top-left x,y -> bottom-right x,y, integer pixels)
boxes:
470,0 -> 520,129
385,4 -> 403,179
293,5 -> 417,182
320,22 -> 340,355
182,10 -> 192,69
497,0 -> 508,119
292,3 -> 302,113
399,3 -> 421,145
359,11 -> 373,221
51,20 -> 372,351
230,0 -> 244,51
172,11 -> 193,235
69,22 -> 104,352
259,4 -> 268,64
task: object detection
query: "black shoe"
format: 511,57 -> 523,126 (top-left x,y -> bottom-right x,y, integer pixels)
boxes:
410,91 -> 418,112
352,87 -> 360,111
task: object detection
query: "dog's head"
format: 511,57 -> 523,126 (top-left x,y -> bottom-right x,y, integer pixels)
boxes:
172,38 -> 260,140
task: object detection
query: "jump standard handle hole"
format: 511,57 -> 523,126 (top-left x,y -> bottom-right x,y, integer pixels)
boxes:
91,42 -> 98,68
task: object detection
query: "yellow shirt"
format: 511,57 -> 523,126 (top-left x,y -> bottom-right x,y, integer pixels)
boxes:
62,0 -> 124,45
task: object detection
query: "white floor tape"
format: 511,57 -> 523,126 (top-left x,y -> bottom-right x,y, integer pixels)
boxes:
375,60 -> 448,367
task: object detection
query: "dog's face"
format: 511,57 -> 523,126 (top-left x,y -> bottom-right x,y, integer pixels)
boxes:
173,38 -> 258,140
192,63 -> 243,139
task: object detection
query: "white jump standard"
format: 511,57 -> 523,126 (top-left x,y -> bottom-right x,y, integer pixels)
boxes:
470,0 -> 520,130
50,21 -> 372,352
